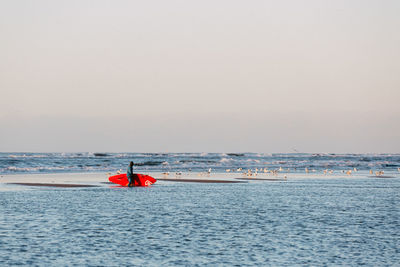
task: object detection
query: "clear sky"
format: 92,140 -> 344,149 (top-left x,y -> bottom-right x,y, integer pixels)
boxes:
1,0 -> 399,153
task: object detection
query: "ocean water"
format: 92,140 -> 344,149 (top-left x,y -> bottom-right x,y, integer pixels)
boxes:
1,152 -> 399,175
1,178 -> 399,266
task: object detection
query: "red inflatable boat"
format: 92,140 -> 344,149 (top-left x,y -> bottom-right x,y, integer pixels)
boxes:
109,173 -> 157,187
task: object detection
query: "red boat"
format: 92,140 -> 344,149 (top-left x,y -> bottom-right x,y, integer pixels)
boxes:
109,173 -> 156,187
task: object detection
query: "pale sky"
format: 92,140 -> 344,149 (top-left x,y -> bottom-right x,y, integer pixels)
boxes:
1,0 -> 399,153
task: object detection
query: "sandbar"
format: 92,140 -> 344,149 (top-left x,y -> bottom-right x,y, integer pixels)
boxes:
235,178 -> 286,181
0,172 -> 246,189
157,178 -> 245,183
368,175 -> 396,178
8,183 -> 99,188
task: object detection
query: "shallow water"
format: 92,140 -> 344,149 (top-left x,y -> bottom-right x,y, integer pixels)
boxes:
1,178 -> 399,266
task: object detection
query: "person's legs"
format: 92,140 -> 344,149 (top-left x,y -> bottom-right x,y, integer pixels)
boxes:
128,175 -> 134,187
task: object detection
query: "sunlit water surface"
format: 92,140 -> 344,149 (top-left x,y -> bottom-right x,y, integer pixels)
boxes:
1,178 -> 399,266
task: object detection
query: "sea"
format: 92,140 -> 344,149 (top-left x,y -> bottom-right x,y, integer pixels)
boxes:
1,153 -> 399,266
1,152 -> 400,175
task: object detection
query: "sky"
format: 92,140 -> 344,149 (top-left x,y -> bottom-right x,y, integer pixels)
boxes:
0,0 -> 399,153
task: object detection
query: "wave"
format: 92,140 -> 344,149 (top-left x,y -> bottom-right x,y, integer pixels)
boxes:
227,153 -> 245,157
1,153 -> 400,174
382,164 -> 399,167
2,166 -> 67,172
133,161 -> 164,166
220,158 -> 233,163
93,153 -> 109,157
8,154 -> 47,158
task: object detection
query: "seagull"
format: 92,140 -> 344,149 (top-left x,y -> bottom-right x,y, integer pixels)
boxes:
247,169 -> 252,177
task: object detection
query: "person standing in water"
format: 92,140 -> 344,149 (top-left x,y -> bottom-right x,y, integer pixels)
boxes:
127,161 -> 141,187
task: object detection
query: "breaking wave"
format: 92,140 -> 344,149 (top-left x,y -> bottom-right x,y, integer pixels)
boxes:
1,152 -> 399,174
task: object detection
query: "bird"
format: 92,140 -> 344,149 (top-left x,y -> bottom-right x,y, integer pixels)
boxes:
247,169 -> 252,177
253,169 -> 258,177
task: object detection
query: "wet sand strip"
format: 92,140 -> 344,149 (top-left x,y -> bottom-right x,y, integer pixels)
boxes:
368,175 -> 396,179
235,178 -> 286,181
8,183 -> 100,188
157,178 -> 245,183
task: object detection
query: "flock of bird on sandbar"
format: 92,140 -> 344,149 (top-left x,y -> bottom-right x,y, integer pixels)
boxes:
111,167 -> 399,179
157,167 -> 398,179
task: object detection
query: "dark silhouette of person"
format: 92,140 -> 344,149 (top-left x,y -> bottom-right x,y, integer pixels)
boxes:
127,161 -> 141,187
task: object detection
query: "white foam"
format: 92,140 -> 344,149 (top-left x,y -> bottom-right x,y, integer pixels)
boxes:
220,158 -> 232,163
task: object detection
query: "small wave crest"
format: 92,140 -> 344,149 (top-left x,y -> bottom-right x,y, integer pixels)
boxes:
93,153 -> 109,157
220,158 -> 233,163
8,154 -> 47,158
2,166 -> 67,172
133,161 -> 164,166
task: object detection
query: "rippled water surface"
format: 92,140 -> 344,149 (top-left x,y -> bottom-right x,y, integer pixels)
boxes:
1,152 -> 399,175
1,178 -> 399,266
